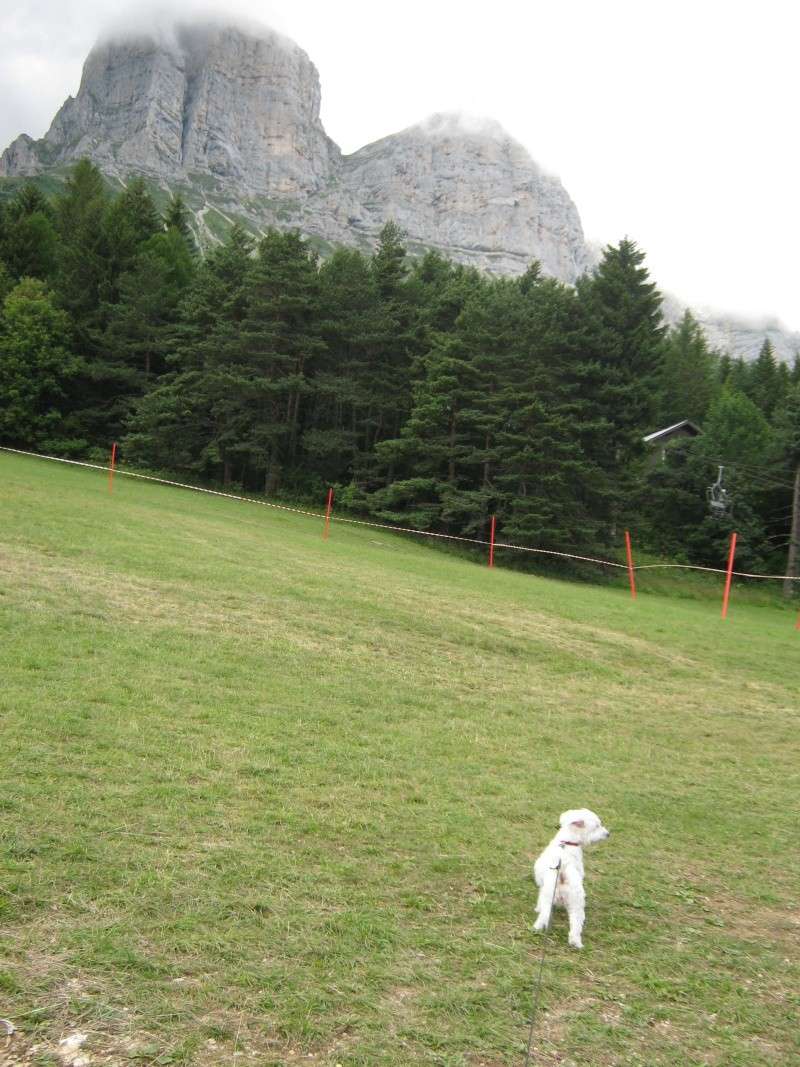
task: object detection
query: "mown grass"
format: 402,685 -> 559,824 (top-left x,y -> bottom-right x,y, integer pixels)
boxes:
0,452 -> 798,1066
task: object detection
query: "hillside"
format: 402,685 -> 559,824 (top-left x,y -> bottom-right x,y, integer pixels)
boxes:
1,451 -> 798,1065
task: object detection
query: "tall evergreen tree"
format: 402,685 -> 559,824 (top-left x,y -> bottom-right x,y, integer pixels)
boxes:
494,274 -> 605,551
102,178 -> 162,304
164,194 -> 196,250
100,226 -> 197,436
0,261 -> 13,304
723,355 -> 750,395
577,238 -> 666,530
310,247 -> 380,484
0,184 -> 58,281
658,309 -> 718,425
749,338 -> 783,418
54,160 -> 110,338
365,275 -> 515,530
125,224 -> 255,481
361,222 -> 416,456
236,229 -> 325,492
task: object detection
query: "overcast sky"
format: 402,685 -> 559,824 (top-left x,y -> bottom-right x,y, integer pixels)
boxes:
2,0 -> 798,331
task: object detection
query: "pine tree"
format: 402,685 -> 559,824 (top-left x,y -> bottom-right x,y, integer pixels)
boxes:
54,160 -> 110,337
749,338 -> 782,418
102,178 -> 162,304
658,310 -> 718,425
0,184 -> 58,281
237,229 -> 325,492
100,226 -> 197,435
310,247 -> 380,484
164,194 -> 196,251
368,276 -> 525,535
723,355 -> 750,395
0,261 -> 13,304
125,225 -> 255,481
362,222 -> 416,457
577,238 -> 666,530
494,274 -> 605,551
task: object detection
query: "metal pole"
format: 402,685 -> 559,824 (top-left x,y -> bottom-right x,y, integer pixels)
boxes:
721,531 -> 737,619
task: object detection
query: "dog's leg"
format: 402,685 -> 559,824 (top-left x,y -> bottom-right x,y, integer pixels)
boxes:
564,882 -> 586,949
533,864 -> 558,932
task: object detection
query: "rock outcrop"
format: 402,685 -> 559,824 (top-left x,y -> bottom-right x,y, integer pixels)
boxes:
336,114 -> 589,278
0,20 -> 589,282
1,24 -> 339,199
1,19 -> 795,360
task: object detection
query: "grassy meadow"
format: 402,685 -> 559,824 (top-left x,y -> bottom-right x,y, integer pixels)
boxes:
0,451 -> 798,1066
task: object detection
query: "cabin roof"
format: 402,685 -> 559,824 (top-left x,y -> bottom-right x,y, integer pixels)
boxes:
643,420 -> 702,444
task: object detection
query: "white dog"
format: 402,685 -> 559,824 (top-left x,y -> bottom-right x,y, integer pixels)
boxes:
532,808 -> 610,949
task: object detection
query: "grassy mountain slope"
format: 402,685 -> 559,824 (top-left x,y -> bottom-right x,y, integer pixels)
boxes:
1,452 -> 798,1065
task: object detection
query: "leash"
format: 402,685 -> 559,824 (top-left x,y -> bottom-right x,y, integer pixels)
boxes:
523,855 -> 562,1067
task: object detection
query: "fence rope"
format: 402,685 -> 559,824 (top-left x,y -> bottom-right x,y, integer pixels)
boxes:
2,446 -> 798,583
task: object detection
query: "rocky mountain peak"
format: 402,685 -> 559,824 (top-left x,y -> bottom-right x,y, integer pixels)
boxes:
1,19 -> 795,360
2,21 -> 338,199
0,18 -> 589,281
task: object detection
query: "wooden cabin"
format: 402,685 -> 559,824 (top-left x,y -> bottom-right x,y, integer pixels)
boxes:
643,420 -> 702,462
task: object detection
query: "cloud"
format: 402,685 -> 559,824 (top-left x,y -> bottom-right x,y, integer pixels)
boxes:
93,1 -> 290,46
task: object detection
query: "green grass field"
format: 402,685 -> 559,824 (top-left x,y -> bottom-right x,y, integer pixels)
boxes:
1,452 -> 798,1066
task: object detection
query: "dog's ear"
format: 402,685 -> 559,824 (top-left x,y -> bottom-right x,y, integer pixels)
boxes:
570,818 -> 586,828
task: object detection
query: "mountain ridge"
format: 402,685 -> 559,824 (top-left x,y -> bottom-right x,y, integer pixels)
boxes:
1,19 -> 797,363
0,20 -> 590,283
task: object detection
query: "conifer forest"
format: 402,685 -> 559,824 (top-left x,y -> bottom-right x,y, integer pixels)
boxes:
2,161 -> 799,582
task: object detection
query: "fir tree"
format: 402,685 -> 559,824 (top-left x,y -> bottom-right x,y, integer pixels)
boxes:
54,159 -> 110,337
0,184 -> 58,281
102,178 -> 162,304
100,226 -> 197,436
237,229 -> 325,492
577,238 -> 666,530
749,338 -> 783,418
658,310 -> 718,425
494,274 -> 605,551
164,194 -> 196,250
125,225 -> 255,482
310,247 -> 381,484
362,222 -> 416,456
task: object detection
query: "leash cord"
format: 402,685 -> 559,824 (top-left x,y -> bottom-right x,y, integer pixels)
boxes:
524,858 -> 562,1067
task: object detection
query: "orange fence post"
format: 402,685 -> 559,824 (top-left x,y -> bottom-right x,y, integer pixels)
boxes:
323,487 -> 334,540
624,530 -> 636,599
721,531 -> 737,619
488,515 -> 496,568
108,442 -> 117,494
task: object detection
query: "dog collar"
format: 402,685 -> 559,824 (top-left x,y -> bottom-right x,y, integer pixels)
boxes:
558,840 -> 581,847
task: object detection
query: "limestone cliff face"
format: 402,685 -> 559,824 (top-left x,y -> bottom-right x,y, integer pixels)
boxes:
337,115 -> 589,278
2,20 -> 794,360
1,24 -> 339,199
0,21 -> 588,281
